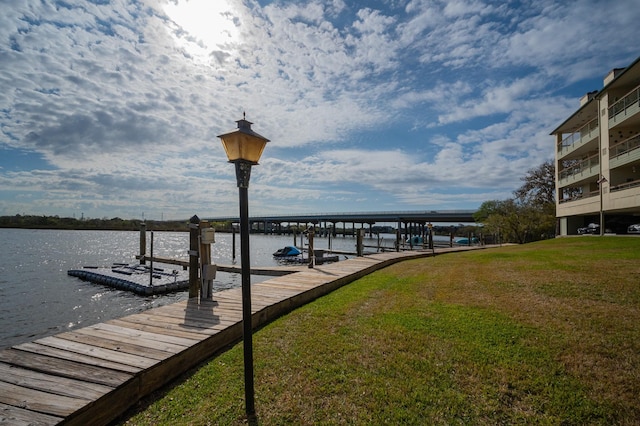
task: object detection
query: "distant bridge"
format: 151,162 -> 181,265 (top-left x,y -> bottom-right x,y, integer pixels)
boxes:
207,210 -> 477,234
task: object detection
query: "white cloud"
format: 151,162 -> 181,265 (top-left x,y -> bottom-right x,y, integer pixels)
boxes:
436,75 -> 545,125
0,0 -> 638,218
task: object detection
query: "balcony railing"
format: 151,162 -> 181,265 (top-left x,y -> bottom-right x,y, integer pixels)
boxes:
559,189 -> 599,204
610,178 -> 640,193
557,118 -> 599,153
608,84 -> 640,123
610,132 -> 640,158
558,154 -> 600,180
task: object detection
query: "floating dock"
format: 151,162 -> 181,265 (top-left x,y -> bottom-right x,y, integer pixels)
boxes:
1,246 -> 484,425
68,264 -> 189,296
67,260 -> 309,296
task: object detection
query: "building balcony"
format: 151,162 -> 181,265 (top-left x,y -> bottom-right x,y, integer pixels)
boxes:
608,178 -> 640,214
558,189 -> 599,204
609,133 -> 640,169
611,178 -> 640,193
558,154 -> 600,186
608,84 -> 640,128
557,118 -> 599,159
557,189 -> 600,218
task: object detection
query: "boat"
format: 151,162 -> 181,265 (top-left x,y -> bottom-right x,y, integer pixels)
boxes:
455,237 -> 479,245
406,236 -> 424,245
273,246 -> 302,257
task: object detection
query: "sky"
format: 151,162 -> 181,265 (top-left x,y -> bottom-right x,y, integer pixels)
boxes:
1,0 -> 639,221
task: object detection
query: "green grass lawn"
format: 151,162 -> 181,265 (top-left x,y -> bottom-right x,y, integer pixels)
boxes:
120,237 -> 640,425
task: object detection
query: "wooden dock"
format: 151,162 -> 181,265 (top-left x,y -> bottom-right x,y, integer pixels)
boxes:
0,246 -> 482,425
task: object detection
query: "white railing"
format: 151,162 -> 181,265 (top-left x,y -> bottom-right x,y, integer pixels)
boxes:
558,154 -> 600,180
557,118 -> 598,152
610,133 -> 640,158
610,178 -> 640,193
608,85 -> 640,121
559,189 -> 599,204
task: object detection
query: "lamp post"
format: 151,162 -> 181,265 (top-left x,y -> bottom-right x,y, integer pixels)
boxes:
598,175 -> 607,236
218,114 -> 269,422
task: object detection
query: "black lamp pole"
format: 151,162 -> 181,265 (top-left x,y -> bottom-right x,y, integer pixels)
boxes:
218,116 -> 268,424
235,160 -> 256,421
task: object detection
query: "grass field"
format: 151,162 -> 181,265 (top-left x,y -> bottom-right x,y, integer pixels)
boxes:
120,237 -> 640,425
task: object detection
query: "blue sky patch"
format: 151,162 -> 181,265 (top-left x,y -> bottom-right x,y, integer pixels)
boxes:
0,0 -> 638,219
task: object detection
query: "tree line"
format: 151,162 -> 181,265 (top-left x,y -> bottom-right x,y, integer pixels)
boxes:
473,160 -> 556,244
0,215 -> 193,231
2,161 -> 556,244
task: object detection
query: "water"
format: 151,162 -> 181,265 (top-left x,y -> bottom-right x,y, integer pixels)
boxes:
0,228 -> 380,349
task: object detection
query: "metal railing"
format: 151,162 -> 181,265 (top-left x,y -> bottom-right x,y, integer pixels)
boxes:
559,189 -> 599,204
610,178 -> 640,193
557,118 -> 599,152
608,84 -> 640,121
610,133 -> 640,158
558,154 -> 600,180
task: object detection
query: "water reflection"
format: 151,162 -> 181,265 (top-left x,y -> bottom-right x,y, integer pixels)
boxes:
0,229 -> 367,348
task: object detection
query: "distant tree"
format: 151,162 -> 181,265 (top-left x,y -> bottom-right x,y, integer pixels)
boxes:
475,161 -> 557,243
515,160 -> 556,239
475,199 -> 531,244
514,160 -> 555,206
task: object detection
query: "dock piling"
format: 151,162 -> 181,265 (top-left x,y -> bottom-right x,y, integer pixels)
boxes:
199,220 -> 216,300
149,231 -> 154,287
189,215 -> 200,298
139,223 -> 146,264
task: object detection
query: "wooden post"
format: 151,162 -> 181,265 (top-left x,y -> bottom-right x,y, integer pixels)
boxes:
356,228 -> 364,256
188,215 -> 200,298
404,222 -> 408,246
307,226 -> 315,268
149,231 -> 154,287
199,220 -> 216,300
139,222 -> 146,264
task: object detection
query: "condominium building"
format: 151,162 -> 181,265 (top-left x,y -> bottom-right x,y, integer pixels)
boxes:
552,56 -> 640,235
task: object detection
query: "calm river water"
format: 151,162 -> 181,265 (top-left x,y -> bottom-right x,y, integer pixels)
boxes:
0,228 -> 388,349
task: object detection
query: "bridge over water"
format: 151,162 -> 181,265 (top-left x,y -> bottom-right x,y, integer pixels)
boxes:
207,210 -> 477,235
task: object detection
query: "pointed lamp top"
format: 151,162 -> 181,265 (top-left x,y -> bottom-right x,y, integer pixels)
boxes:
217,114 -> 270,164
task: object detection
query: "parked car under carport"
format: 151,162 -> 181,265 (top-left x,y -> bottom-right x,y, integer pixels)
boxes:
628,224 -> 640,234
578,223 -> 600,234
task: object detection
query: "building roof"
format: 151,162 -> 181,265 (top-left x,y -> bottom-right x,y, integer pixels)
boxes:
550,56 -> 640,135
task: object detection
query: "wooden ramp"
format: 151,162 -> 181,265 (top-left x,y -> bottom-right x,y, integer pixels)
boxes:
0,247 -> 481,425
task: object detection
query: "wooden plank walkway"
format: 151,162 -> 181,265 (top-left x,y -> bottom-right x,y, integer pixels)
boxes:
0,246 -> 483,425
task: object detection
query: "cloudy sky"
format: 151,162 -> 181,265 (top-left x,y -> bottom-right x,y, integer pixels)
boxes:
1,0 -> 638,220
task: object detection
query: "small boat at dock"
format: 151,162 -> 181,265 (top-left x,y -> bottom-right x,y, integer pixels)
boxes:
406,236 -> 424,245
273,246 -> 302,257
455,237 -> 479,245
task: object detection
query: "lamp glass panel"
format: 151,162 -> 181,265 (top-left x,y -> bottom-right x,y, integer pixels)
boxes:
220,136 -> 240,161
221,133 -> 267,163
